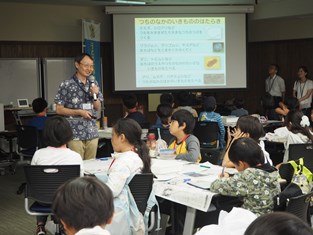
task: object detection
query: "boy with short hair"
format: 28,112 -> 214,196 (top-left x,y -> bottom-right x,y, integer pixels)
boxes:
198,96 -> 225,149
168,109 -> 201,162
150,103 -> 174,145
160,93 -> 175,107
122,94 -> 147,127
28,97 -> 48,131
52,177 -> 114,235
152,103 -> 173,129
231,98 -> 249,117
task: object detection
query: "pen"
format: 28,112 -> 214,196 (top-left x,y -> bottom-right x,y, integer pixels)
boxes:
199,165 -> 210,169
221,166 -> 225,177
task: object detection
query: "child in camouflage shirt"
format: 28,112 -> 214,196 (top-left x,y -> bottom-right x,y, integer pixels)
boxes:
211,137 -> 281,216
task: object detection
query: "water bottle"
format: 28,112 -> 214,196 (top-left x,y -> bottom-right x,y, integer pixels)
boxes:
147,133 -> 156,157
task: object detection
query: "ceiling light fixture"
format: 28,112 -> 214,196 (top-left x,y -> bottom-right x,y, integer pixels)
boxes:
115,0 -> 146,4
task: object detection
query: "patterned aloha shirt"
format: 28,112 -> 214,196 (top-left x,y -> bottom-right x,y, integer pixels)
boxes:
210,167 -> 281,216
54,74 -> 104,140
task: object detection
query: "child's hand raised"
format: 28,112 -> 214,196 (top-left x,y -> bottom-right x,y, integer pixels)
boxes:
231,128 -> 246,140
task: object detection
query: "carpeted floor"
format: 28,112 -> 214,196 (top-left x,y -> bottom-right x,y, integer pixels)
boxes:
0,162 -> 53,235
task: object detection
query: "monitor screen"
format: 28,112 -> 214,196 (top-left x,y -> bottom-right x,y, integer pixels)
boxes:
17,99 -> 29,107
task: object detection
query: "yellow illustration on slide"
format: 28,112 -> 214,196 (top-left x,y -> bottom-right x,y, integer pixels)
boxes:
204,56 -> 220,69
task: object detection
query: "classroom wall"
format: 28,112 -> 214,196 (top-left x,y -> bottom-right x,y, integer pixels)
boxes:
0,2 -> 313,43
248,17 -> 313,42
0,2 -> 112,42
248,0 -> 313,42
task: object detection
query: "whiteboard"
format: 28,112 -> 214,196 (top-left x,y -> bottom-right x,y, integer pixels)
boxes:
0,58 -> 40,107
43,58 -> 76,107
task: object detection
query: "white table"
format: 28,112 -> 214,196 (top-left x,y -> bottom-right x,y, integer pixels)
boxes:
83,158 -> 226,235
98,127 -> 148,140
151,159 -> 232,235
222,116 -> 283,128
83,158 -> 113,175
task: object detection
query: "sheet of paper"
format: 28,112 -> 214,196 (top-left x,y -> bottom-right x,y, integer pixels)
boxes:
83,158 -> 113,175
154,181 -> 216,212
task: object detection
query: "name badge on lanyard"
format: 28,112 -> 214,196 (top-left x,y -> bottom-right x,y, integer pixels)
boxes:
82,103 -> 92,110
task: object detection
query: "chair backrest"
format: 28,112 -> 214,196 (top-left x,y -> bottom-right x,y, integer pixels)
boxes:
199,148 -> 220,164
289,144 -> 313,171
140,122 -> 151,129
16,125 -> 40,154
285,191 -> 313,225
129,173 -> 154,214
193,121 -> 219,148
24,165 -> 80,204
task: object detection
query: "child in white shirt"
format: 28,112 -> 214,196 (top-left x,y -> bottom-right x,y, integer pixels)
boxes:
52,177 -> 114,235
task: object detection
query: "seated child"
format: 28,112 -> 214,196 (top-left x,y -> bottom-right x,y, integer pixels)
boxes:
52,177 -> 114,235
28,97 -> 48,131
282,109 -> 313,162
151,103 -> 172,129
211,137 -> 280,216
122,94 -> 147,128
97,118 -> 151,235
173,91 -> 198,118
198,96 -> 225,149
275,97 -> 299,118
222,115 -> 273,167
150,103 -> 174,145
153,93 -> 175,127
31,116 -> 83,235
160,93 -> 175,107
168,109 -> 201,162
230,98 -> 248,117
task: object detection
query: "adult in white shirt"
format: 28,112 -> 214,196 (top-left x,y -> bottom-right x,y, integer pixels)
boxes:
293,66 -> 313,118
265,64 -> 286,120
31,116 -> 83,235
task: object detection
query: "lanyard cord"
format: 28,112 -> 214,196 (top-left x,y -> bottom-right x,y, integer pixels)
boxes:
298,79 -> 307,98
108,158 -> 115,170
268,75 -> 276,92
72,75 -> 92,103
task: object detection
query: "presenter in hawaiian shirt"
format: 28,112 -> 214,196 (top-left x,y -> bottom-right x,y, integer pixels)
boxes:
55,53 -> 103,160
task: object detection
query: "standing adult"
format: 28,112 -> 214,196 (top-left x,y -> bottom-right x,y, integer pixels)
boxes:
54,53 -> 103,160
265,64 -> 286,120
293,66 -> 313,118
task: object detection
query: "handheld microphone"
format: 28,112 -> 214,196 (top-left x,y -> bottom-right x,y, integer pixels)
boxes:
89,75 -> 98,101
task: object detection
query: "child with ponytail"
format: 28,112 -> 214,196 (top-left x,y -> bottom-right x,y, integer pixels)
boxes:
106,118 -> 151,197
97,118 -> 151,235
283,110 -> 313,162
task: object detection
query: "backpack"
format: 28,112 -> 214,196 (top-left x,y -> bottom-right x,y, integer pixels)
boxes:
273,182 -> 303,211
279,158 -> 313,194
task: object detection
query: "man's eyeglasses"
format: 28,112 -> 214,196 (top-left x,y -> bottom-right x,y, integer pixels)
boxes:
80,63 -> 94,69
